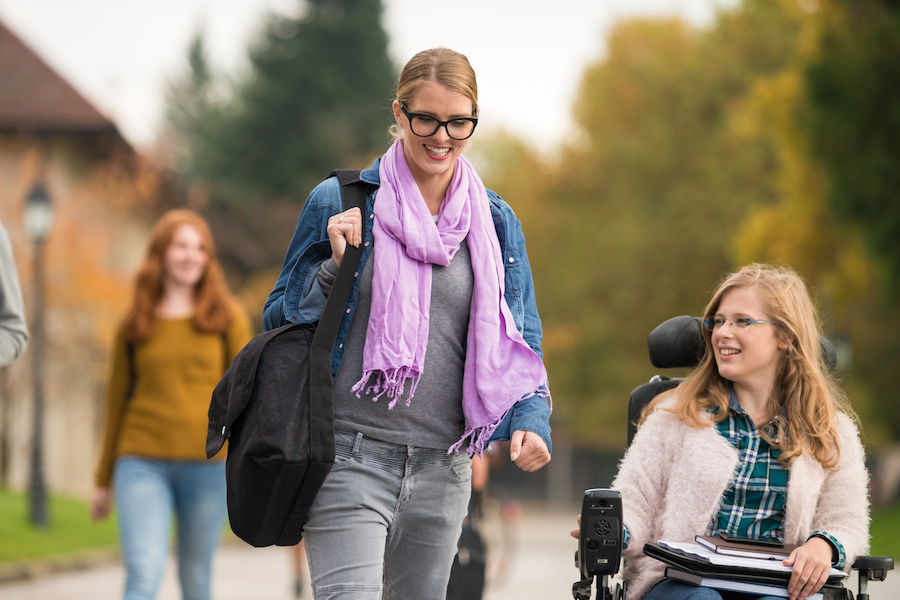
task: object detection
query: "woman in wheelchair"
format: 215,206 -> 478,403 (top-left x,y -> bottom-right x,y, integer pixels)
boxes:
609,264 -> 868,600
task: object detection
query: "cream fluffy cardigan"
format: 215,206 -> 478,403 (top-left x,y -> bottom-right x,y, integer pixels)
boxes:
612,400 -> 870,600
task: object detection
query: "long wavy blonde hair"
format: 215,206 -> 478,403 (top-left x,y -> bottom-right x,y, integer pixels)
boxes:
123,209 -> 236,343
646,263 -> 853,468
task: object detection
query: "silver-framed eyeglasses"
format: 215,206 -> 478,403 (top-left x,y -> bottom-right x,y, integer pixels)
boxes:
703,316 -> 775,331
400,103 -> 478,140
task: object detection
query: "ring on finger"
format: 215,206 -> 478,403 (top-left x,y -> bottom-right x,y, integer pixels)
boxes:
338,216 -> 344,224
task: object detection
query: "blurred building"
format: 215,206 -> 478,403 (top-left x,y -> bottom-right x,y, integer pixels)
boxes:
0,18 -> 154,497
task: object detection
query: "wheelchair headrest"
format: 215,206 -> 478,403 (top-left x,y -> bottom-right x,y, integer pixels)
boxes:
647,315 -> 838,372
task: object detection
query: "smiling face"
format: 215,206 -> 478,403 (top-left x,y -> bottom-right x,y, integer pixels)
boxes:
711,285 -> 787,394
163,223 -> 208,289
392,80 -> 475,190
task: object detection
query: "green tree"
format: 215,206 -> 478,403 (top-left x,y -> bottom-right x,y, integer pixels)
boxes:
475,0 -> 899,447
483,0 -> 813,446
724,0 -> 900,443
728,66 -> 888,440
201,0 -> 396,203
163,0 -> 396,285
802,0 -> 900,297
171,0 -> 395,204
164,33 -> 217,184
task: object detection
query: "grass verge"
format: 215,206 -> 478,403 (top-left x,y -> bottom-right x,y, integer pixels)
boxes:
0,488 -> 118,564
870,501 -> 900,559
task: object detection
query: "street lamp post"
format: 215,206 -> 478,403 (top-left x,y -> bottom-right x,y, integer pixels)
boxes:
23,181 -> 53,528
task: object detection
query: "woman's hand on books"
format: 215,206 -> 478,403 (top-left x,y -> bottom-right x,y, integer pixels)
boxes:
783,537 -> 833,600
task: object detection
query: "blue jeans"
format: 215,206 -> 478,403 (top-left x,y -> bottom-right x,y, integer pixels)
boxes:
303,430 -> 473,600
645,579 -> 785,600
113,457 -> 228,600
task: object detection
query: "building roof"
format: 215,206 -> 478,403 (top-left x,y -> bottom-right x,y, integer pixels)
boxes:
0,18 -> 125,138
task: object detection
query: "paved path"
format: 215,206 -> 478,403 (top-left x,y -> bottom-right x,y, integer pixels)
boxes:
0,505 -> 894,599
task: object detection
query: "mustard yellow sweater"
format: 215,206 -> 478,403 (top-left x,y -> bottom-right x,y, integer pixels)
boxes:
94,314 -> 252,487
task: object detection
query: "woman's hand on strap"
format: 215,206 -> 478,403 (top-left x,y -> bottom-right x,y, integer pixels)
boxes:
783,536 -> 834,600
509,430 -> 550,472
327,207 -> 362,267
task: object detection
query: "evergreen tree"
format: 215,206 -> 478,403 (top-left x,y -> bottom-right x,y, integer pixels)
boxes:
162,0 -> 396,286
168,0 -> 396,206
164,33 -> 217,181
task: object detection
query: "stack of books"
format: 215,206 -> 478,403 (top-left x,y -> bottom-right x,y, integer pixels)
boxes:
643,535 -> 847,600
694,535 -> 797,560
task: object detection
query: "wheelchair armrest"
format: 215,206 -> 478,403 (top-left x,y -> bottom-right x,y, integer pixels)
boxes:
852,556 -> 893,582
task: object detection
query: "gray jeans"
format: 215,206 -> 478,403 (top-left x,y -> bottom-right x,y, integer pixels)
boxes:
303,430 -> 473,600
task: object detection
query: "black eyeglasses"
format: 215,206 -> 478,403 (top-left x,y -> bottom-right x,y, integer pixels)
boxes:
400,103 -> 478,140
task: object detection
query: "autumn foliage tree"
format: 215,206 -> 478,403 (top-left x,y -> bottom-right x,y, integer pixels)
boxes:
479,1 -> 813,445
481,0 -> 900,446
163,0 -> 395,296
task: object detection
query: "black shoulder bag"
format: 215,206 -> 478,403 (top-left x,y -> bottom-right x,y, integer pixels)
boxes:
206,169 -> 372,547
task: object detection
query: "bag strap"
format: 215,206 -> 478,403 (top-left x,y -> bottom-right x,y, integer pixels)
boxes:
314,169 -> 370,340
309,169 -> 374,455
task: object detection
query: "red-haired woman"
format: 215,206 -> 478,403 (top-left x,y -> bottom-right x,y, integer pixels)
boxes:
91,209 -> 251,600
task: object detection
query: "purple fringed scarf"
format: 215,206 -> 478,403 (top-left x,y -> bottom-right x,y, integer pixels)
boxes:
351,140 -> 551,455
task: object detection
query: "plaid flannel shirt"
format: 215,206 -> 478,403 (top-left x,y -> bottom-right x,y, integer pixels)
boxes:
711,392 -> 845,569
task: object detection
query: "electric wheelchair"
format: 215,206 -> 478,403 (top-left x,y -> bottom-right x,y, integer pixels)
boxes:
574,316 -> 893,600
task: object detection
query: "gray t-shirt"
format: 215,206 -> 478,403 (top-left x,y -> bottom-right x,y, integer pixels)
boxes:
322,240 -> 474,450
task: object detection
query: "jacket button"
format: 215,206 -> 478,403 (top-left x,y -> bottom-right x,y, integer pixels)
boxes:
508,257 -> 515,263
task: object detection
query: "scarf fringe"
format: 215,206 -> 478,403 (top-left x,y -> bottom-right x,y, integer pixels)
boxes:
448,386 -> 553,457
351,368 -> 422,410
448,414 -> 505,458
536,385 -> 553,413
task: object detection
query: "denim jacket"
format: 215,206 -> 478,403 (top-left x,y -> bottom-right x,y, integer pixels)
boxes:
263,158 -> 551,452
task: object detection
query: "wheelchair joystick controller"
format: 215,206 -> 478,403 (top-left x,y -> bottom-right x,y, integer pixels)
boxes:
573,489 -> 624,600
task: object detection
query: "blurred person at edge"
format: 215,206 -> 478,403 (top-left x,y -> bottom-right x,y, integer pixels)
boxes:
572,264 -> 868,600
0,221 -> 28,366
263,47 -> 552,600
91,210 -> 252,600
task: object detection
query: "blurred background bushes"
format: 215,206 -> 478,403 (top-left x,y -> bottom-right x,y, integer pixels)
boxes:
163,0 -> 900,450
